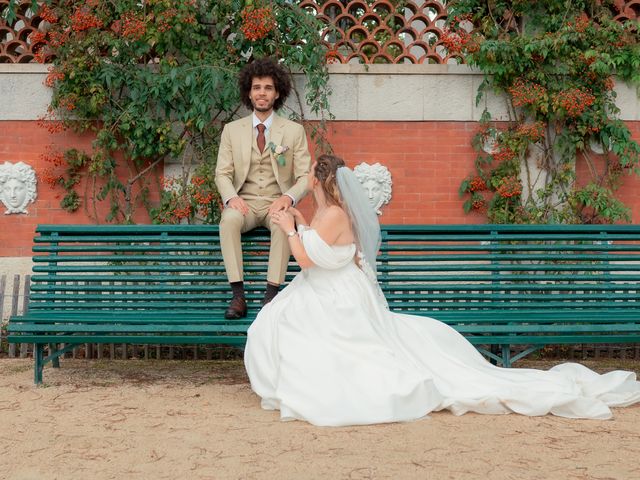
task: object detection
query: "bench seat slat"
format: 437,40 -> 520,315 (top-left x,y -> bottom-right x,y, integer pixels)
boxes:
9,334 -> 639,347
10,324 -> 252,333
10,323 -> 640,335
9,335 -> 248,345
9,310 -> 639,324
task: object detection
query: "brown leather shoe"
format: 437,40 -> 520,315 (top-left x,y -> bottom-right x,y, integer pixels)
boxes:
224,296 -> 247,319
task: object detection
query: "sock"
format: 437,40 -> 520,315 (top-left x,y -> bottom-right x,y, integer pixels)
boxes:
230,281 -> 245,299
263,283 -> 279,303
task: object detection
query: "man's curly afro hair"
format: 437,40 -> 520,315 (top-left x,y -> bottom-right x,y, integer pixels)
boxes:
238,57 -> 291,111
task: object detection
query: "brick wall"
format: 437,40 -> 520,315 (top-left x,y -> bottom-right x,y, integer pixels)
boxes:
305,121 -> 485,225
3,119 -> 639,257
0,121 -> 161,256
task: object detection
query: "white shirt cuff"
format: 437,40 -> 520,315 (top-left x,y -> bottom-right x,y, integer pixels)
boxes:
285,194 -> 296,206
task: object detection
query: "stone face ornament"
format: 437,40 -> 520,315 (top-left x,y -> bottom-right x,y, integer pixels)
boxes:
354,162 -> 392,215
0,162 -> 37,214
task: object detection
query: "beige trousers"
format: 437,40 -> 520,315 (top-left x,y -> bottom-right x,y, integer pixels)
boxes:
219,199 -> 290,285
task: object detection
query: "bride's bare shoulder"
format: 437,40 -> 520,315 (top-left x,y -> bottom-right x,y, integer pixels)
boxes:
314,205 -> 353,244
325,205 -> 349,220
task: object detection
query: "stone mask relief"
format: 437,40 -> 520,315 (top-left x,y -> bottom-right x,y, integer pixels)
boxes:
353,162 -> 392,215
0,162 -> 38,214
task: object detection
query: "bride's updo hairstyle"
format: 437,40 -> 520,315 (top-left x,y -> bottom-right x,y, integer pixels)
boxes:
314,154 -> 346,206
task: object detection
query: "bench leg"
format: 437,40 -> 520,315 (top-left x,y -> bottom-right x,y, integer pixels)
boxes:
34,343 -> 44,385
489,345 -> 499,365
49,343 -> 60,368
501,344 -> 512,368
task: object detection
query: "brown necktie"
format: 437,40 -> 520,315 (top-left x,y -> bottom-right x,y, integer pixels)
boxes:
257,123 -> 266,153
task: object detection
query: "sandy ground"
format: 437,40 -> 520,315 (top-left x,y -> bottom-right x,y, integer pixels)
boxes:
1,358 -> 640,480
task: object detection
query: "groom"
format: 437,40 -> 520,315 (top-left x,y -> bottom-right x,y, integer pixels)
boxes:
215,57 -> 312,319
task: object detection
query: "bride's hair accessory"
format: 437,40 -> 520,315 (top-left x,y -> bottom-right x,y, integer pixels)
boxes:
335,165 -> 381,277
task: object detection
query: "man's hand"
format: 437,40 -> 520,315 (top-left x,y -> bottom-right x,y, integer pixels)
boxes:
267,195 -> 293,216
227,196 -> 250,216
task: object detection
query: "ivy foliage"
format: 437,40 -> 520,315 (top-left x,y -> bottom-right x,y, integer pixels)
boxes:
449,0 -> 640,223
17,0 -> 331,223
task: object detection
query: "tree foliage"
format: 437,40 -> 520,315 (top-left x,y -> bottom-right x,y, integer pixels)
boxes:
450,0 -> 640,223
23,0 -> 331,223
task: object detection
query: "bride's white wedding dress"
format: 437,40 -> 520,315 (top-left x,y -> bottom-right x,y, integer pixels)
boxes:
244,227 -> 640,427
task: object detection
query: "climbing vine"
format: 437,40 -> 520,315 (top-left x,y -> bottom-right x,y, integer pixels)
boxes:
449,1 -> 640,223
14,0 -> 331,223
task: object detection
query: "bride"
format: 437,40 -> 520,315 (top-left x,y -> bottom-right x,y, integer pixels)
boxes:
244,154 -> 640,427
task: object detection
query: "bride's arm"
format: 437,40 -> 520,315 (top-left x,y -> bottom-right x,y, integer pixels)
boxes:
271,207 -> 351,269
287,207 -> 308,227
271,211 -> 315,268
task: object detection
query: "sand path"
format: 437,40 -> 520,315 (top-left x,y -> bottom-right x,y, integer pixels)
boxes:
1,358 -> 639,479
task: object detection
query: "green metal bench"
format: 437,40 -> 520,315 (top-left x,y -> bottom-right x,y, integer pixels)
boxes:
8,225 -> 266,384
380,224 -> 640,367
8,224 -> 640,384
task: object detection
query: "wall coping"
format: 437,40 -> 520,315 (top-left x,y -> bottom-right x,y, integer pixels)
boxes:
0,64 -> 481,75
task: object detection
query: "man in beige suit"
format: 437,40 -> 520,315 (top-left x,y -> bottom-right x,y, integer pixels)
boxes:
215,58 -> 312,319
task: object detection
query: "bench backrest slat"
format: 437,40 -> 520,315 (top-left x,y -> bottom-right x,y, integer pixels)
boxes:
26,224 -> 640,313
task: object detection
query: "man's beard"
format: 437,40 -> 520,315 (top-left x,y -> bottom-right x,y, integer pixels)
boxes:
251,100 -> 275,112
253,103 -> 273,112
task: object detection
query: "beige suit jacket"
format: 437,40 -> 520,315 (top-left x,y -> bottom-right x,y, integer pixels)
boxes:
215,113 -> 312,205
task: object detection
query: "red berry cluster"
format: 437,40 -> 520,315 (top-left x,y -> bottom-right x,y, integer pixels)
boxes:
325,49 -> 340,64
116,12 -> 147,41
182,11 -> 197,26
496,176 -> 522,199
48,30 -> 69,48
44,67 -> 65,88
191,176 -> 215,209
71,8 -> 104,32
516,122 -> 545,142
42,150 -> 65,167
157,8 -> 178,33
37,106 -> 66,134
568,13 -> 590,33
552,87 -> 595,118
34,49 -> 51,63
156,175 -> 218,223
38,120 -> 66,134
240,7 -> 275,42
441,29 -> 471,55
29,31 -> 47,47
492,146 -> 517,163
160,176 -> 176,190
172,204 -> 193,220
190,176 -> 205,186
41,168 -> 64,188
469,176 -> 487,192
58,95 -> 77,111
40,151 -> 66,188
38,5 -> 58,24
471,198 -> 487,211
508,79 -> 547,108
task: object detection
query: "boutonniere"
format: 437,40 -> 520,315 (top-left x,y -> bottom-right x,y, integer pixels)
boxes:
268,142 -> 289,166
